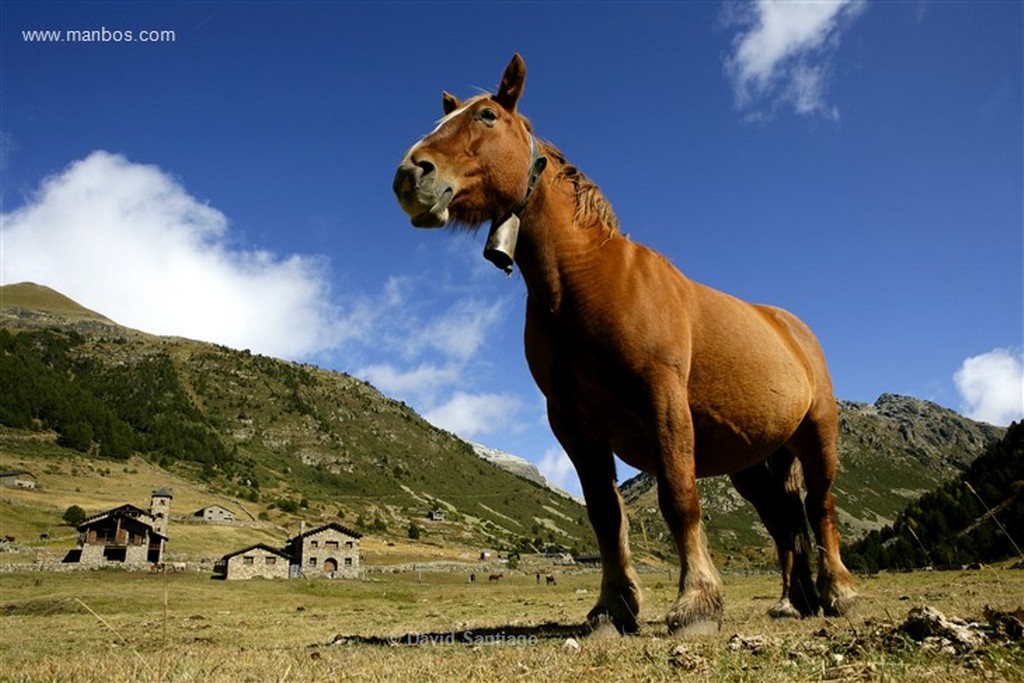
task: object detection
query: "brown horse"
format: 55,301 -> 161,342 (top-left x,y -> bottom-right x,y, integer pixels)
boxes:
394,54 -> 856,635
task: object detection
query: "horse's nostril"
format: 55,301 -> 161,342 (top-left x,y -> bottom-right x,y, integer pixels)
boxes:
416,159 -> 435,176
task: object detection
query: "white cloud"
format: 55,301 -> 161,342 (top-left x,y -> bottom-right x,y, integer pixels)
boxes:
1,151 -> 348,359
350,280 -> 523,442
724,0 -> 866,119
954,348 -> 1024,426
358,362 -> 460,400
537,446 -> 579,495
408,298 -> 506,362
423,391 -> 523,439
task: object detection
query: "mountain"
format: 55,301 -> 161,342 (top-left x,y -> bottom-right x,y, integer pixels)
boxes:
620,395 -> 1004,566
0,282 -> 593,556
0,282 -> 112,323
844,421 -> 1023,571
470,441 -> 580,502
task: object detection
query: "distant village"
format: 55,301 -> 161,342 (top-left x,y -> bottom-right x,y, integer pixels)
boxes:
1,471 -> 364,581
1,469 -> 594,580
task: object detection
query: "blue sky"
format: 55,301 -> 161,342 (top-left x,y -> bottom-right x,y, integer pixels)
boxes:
2,1 -> 1021,496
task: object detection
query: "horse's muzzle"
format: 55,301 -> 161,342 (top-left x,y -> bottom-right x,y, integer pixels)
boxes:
393,162 -> 453,228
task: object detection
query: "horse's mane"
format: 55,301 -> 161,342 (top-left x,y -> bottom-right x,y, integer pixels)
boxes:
538,141 -> 621,234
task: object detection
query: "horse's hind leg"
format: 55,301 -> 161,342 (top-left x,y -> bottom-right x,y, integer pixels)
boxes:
549,409 -> 642,634
730,450 -> 819,618
788,406 -> 857,616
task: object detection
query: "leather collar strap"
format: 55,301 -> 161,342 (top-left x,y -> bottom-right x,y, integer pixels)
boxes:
511,135 -> 547,217
483,136 -> 547,274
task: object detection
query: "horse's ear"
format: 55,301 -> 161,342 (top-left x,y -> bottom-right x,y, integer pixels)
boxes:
494,53 -> 526,112
442,91 -> 461,115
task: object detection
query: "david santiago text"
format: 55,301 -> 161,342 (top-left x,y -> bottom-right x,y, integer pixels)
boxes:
389,631 -> 539,646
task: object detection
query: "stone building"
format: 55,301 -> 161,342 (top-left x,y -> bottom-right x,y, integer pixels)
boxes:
150,488 -> 172,537
214,543 -> 290,580
215,521 -> 363,581
0,470 -> 36,489
193,504 -> 236,522
68,489 -> 170,566
286,522 -> 362,579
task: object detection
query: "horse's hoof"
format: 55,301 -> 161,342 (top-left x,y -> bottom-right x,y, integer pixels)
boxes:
768,599 -> 802,619
589,615 -> 623,640
587,610 -> 638,636
668,618 -> 720,637
823,592 -> 857,618
666,590 -> 723,637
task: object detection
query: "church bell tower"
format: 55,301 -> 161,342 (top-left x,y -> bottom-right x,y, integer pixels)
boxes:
150,487 -> 173,537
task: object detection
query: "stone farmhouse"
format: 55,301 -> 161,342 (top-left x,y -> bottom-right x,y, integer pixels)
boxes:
193,504 -> 236,522
0,470 -> 36,489
215,521 -> 362,580
215,543 -> 291,580
67,488 -> 172,566
286,522 -> 362,578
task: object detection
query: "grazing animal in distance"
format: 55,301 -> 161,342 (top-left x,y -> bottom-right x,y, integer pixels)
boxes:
488,573 -> 504,582
394,54 -> 857,635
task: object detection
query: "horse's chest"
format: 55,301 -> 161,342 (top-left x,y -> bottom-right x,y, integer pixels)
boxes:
525,315 -> 644,436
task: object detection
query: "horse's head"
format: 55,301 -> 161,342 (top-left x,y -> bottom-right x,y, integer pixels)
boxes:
393,54 -> 540,231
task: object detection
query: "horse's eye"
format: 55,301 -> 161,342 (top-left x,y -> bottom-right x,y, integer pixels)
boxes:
478,108 -> 499,124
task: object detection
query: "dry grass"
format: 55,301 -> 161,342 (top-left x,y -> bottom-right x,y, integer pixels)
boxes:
1,565 -> 1022,682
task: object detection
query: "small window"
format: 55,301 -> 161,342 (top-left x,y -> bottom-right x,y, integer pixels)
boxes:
311,540 -> 319,548
308,557 -> 317,566
345,541 -> 354,549
325,541 -> 338,549
344,558 -> 353,566
265,556 -> 276,565
243,556 -> 254,565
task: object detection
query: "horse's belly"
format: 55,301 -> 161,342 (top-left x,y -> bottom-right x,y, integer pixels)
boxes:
690,419 -> 787,477
687,376 -> 811,476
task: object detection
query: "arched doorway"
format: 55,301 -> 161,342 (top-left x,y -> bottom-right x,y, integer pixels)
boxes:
323,558 -> 338,574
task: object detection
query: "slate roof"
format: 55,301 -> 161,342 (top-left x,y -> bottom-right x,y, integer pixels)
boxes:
0,470 -> 34,478
219,543 -> 291,561
77,504 -> 168,540
287,521 -> 363,543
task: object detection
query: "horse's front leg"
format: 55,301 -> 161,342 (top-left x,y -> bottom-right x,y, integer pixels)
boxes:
653,385 -> 724,635
549,408 -> 642,634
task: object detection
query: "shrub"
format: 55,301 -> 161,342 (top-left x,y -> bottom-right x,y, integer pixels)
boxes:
62,505 -> 87,526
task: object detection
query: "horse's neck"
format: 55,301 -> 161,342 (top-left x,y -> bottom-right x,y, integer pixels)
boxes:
515,171 -> 615,315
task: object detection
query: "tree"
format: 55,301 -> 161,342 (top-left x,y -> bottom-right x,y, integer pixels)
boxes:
56,420 -> 93,452
62,505 -> 87,526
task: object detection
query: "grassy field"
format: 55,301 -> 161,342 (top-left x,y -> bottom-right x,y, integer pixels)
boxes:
1,564 -> 1022,682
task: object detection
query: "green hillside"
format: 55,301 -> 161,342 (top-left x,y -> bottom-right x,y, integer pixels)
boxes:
0,283 -> 593,559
